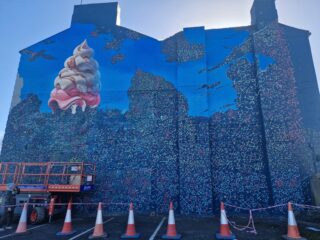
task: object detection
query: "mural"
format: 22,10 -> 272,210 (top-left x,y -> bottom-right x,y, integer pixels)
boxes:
1,1 -> 319,215
48,40 -> 101,114
16,24 -> 247,117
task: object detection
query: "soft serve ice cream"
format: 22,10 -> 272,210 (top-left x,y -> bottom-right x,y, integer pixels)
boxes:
48,40 -> 101,114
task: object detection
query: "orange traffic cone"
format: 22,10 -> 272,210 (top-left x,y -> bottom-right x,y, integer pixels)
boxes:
48,197 -> 55,223
162,202 -> 181,239
282,202 -> 307,240
216,202 -> 236,240
56,199 -> 76,236
15,203 -> 29,235
121,203 -> 140,239
89,202 -> 108,239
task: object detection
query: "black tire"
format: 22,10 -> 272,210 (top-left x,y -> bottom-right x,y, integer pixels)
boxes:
29,206 -> 46,224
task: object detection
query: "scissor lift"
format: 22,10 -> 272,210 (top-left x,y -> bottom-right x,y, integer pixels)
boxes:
0,162 -> 95,224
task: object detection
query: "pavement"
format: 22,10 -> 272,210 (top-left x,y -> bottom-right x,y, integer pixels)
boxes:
0,214 -> 319,240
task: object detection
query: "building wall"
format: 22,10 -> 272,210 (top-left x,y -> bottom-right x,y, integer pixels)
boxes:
1,3 -> 319,214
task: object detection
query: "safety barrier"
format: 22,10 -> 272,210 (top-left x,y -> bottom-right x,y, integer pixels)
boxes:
0,201 -> 319,238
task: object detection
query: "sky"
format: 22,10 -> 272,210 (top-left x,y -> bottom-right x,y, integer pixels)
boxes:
0,0 -> 319,151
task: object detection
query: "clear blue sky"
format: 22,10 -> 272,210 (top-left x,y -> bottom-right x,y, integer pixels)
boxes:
0,0 -> 319,150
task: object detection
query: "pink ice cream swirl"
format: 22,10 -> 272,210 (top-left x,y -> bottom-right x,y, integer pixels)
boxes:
48,40 -> 101,114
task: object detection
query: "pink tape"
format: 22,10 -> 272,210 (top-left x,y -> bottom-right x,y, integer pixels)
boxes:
224,203 -> 287,212
0,202 -> 132,208
224,210 -> 257,234
222,202 -> 320,235
293,203 -> 320,210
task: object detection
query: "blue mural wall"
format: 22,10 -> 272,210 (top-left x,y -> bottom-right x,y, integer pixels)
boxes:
1,2 -> 319,214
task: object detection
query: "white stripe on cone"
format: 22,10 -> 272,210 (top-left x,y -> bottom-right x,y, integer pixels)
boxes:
220,209 -> 228,225
288,211 -> 297,226
65,209 -> 72,223
168,209 -> 175,225
128,209 -> 135,224
96,208 -> 103,225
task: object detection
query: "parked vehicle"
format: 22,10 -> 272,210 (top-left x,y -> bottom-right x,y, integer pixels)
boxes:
0,162 -> 95,224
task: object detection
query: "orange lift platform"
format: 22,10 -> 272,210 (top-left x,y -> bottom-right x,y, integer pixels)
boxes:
0,161 -> 96,223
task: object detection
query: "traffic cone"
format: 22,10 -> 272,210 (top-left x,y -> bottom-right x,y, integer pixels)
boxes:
282,202 -> 307,240
48,197 -> 55,223
15,203 -> 29,235
89,202 -> 108,239
162,202 -> 181,239
56,199 -> 76,236
215,202 -> 236,240
121,203 -> 140,239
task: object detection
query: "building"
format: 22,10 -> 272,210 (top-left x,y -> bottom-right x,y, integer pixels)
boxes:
1,0 -> 319,214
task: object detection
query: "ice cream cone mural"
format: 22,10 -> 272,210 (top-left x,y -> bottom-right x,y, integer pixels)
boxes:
48,40 -> 101,114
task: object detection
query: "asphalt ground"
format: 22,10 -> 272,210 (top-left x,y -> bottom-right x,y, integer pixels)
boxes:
0,215 -> 319,240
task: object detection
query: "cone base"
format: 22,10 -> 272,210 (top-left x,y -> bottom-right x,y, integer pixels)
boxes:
215,233 -> 236,240
121,233 -> 140,239
162,233 -> 182,239
56,230 -> 77,236
282,235 -> 307,240
88,232 -> 108,239
15,231 -> 31,236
